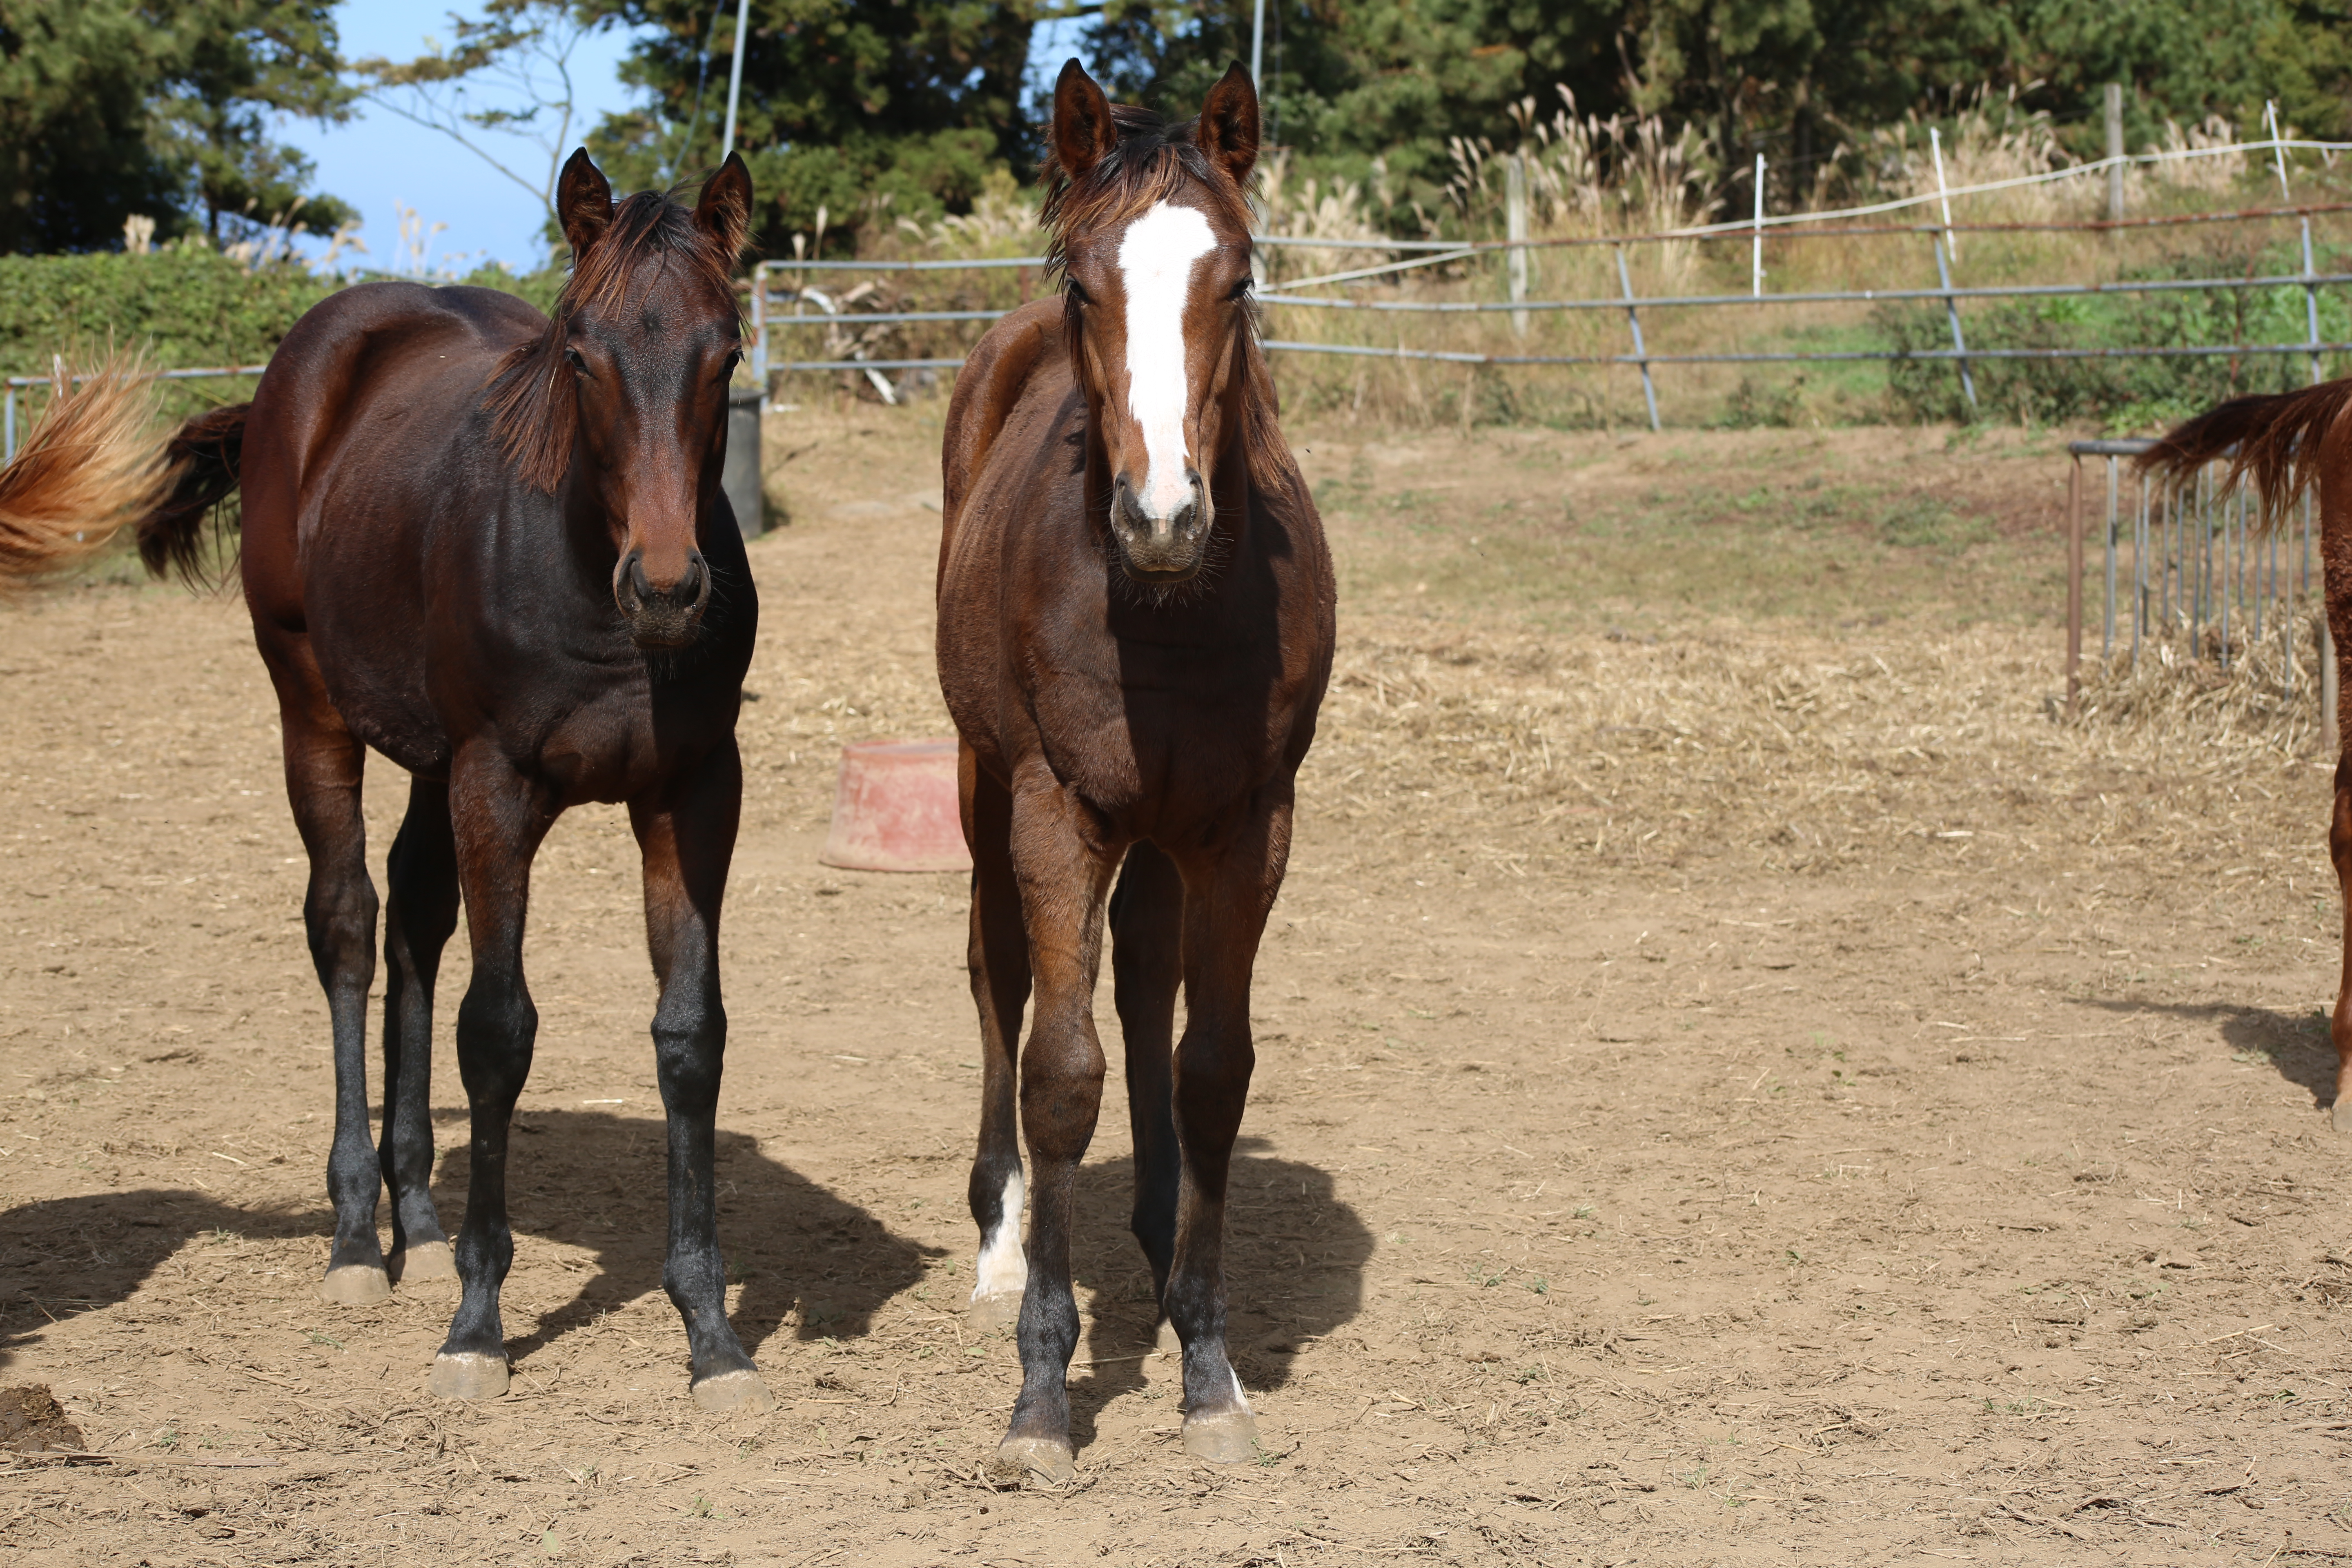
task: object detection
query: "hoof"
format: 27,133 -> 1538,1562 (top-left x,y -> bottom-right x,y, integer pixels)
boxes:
691,1368 -> 775,1414
989,1435 -> 1074,1484
390,1240 -> 456,1285
426,1351 -> 510,1401
968,1290 -> 1021,1334
1183,1410 -> 1261,1465
318,1264 -> 392,1306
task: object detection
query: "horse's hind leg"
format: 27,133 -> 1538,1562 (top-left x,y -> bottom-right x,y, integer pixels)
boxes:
631,742 -> 773,1414
1110,842 -> 1184,1314
261,634 -> 388,1307
963,753 -> 1031,1331
428,749 -> 554,1400
382,774 -> 457,1282
1165,788 -> 1293,1464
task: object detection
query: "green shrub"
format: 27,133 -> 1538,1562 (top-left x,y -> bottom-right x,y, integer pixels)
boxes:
1880,236 -> 2352,430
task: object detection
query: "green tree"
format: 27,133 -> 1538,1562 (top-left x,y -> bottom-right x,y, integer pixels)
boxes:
0,0 -> 355,254
0,2 -> 182,254
579,0 -> 1039,252
1082,0 -> 2352,225
151,0 -> 356,243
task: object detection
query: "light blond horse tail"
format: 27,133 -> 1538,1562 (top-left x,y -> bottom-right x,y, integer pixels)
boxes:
0,351 -> 174,586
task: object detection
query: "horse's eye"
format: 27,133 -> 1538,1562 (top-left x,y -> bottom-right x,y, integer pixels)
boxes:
721,347 -> 743,376
1067,281 -> 1091,307
564,347 -> 588,375
1228,277 -> 1254,301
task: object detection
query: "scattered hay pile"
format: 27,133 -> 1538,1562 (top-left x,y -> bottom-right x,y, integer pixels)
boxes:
744,595 -> 2330,882
1306,610 -> 2328,876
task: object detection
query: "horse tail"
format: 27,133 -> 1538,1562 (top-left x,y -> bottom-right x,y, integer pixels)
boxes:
0,355 -> 175,584
137,403 -> 248,586
2138,379 -> 2352,536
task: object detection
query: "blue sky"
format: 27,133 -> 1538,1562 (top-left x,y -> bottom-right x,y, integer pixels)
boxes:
280,1 -> 1094,273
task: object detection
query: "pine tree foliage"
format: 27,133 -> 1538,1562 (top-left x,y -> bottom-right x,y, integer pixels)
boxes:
0,0 -> 355,255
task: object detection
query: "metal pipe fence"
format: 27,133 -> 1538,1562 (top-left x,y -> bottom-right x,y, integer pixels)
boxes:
3,365 -> 265,465
747,192 -> 2352,423
2063,437 -> 2316,712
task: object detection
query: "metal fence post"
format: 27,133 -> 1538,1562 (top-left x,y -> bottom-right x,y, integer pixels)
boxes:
1615,245 -> 1660,432
750,261 -> 768,398
2305,220 -> 2324,387
2067,455 -> 2084,714
2221,481 -> 2234,669
1751,154 -> 1766,297
2267,100 -> 2292,201
2133,470 -> 2147,670
2103,454 -> 2118,657
2,386 -> 12,465
1933,237 -> 1978,412
1506,155 -> 1528,340
2105,84 -> 2126,222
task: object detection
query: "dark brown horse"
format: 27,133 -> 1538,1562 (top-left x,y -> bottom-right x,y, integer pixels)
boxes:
2145,383 -> 2352,1130
936,60 -> 1335,1479
43,151 -> 774,1411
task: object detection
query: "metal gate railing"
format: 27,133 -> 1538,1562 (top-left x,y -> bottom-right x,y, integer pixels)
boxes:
2065,437 -> 2328,726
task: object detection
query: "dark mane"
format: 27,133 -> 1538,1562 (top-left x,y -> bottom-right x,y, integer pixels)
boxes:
485,188 -> 744,493
1036,105 -> 1297,526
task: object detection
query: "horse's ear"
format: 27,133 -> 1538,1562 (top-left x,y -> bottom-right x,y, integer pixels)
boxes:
1196,62 -> 1260,190
695,151 -> 755,259
1052,58 -> 1118,182
558,148 -> 614,261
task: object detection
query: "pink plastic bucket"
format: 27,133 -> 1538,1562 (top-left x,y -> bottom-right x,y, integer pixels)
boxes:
818,737 -> 971,873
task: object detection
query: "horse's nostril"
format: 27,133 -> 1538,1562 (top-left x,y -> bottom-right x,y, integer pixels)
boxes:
627,555 -> 653,603
677,553 -> 706,603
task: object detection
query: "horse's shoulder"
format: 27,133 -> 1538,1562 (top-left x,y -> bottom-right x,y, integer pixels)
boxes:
943,298 -> 1066,532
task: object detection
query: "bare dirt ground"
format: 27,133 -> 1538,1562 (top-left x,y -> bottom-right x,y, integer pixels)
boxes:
4,408 -> 2350,1566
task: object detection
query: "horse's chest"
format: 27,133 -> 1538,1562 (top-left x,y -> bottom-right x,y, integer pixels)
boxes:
1032,657 -> 1294,818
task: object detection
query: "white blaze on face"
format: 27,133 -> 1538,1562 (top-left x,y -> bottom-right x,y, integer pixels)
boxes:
1116,200 -> 1220,521
972,1167 -> 1027,1303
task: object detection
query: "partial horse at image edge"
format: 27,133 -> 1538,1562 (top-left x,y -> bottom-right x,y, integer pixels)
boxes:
2142,377 -> 2352,1129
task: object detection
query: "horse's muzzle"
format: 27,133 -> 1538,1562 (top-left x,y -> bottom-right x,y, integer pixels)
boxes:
1109,472 -> 1210,584
615,546 -> 710,648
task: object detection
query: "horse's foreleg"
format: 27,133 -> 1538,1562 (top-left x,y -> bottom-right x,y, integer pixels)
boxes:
2331,753 -> 2352,1132
1165,786 -> 1293,1464
963,755 -> 1032,1331
995,780 -> 1116,1482
382,773 -> 457,1284
631,742 -> 773,1414
1110,842 -> 1185,1310
264,640 -> 386,1307
429,751 -> 553,1401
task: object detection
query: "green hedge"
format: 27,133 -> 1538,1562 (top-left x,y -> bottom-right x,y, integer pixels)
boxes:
0,253 -> 565,417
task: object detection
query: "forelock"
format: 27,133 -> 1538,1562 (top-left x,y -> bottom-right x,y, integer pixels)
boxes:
1039,104 -> 1252,277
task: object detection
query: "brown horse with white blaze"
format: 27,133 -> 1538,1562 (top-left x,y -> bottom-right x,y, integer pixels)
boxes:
2144,380 -> 2352,1129
935,60 -> 1336,1479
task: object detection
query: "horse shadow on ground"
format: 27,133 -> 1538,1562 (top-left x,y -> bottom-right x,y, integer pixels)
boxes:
0,1108 -> 933,1377
2088,997 -> 2336,1108
1054,1134 -> 1375,1455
